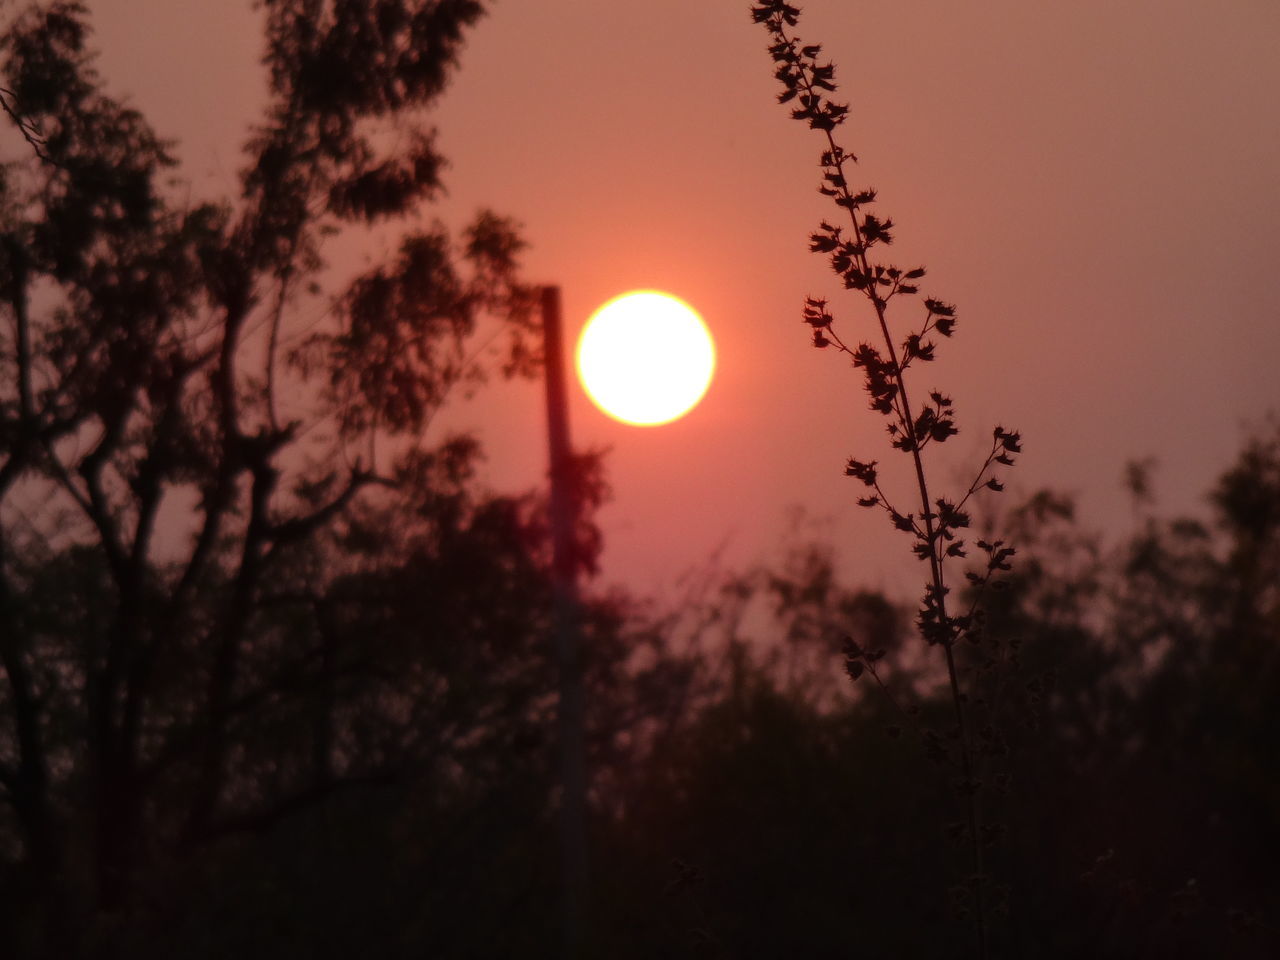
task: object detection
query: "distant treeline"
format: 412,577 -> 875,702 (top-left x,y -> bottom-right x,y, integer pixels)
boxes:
3,427 -> 1277,958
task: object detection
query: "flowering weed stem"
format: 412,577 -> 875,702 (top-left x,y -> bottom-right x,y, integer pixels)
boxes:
752,3 -> 1026,954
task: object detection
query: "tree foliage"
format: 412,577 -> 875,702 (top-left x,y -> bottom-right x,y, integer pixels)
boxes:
600,429 -> 1280,959
0,2 -> 582,954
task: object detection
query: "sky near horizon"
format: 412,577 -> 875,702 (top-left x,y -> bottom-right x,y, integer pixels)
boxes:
66,0 -> 1280,599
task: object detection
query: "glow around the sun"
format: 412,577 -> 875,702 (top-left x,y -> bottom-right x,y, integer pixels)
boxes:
575,291 -> 715,427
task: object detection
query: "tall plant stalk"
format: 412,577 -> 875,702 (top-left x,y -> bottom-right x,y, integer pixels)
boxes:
751,3 -> 1023,955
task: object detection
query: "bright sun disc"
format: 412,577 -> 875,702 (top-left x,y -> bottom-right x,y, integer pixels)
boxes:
576,291 -> 715,427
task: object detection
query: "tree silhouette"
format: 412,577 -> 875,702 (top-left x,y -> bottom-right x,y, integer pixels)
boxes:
0,2 -> 561,954
591,428 -> 1278,959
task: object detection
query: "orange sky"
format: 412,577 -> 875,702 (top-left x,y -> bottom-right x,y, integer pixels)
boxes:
82,0 -> 1280,600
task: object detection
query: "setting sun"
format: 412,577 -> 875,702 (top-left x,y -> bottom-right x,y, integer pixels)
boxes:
576,291 -> 715,427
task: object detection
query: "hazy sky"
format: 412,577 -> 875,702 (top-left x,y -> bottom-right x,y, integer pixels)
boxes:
78,0 -> 1280,599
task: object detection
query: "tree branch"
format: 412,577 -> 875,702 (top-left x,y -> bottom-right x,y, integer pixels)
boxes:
0,85 -> 58,167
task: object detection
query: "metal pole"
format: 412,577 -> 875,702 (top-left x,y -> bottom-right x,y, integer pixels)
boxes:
541,285 -> 589,956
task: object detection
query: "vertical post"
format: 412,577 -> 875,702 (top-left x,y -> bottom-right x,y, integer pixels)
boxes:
541,285 -> 589,957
